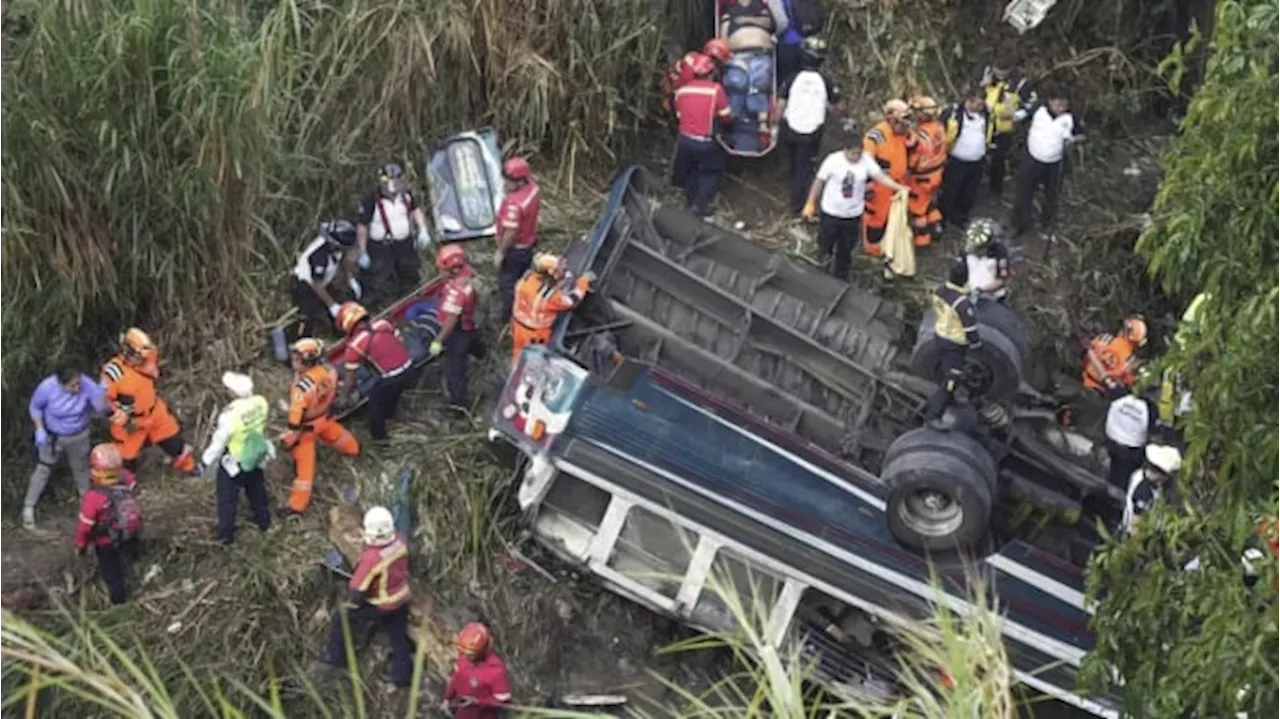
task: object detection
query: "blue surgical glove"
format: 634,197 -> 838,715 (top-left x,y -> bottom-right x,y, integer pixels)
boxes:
348,277 -> 363,300
415,226 -> 433,251
34,427 -> 49,448
357,251 -> 371,270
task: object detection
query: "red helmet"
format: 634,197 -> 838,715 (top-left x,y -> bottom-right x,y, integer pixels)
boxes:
502,157 -> 530,181
689,52 -> 716,78
702,38 -> 731,64
456,622 -> 491,656
435,243 -> 468,273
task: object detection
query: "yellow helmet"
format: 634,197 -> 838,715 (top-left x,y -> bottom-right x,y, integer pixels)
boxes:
533,253 -> 563,275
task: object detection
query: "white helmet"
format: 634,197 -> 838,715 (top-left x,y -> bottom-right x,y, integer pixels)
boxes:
362,506 -> 396,545
1145,444 -> 1183,475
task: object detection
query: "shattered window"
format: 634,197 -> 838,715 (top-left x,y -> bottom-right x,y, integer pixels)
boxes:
606,506 -> 697,599
690,549 -> 783,633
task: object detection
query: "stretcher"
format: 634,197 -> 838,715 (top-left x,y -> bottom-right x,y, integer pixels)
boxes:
423,128 -> 507,242
714,1 -> 780,157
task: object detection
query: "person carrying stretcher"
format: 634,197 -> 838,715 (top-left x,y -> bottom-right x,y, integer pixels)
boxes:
663,39 -> 732,112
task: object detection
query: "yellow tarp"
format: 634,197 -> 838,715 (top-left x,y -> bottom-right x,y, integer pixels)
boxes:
882,192 -> 915,279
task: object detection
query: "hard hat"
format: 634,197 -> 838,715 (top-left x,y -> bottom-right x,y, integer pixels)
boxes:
965,218 -> 1001,248
689,53 -> 716,78
1145,444 -> 1183,474
320,218 -> 357,247
533,252 -> 562,274
89,443 -> 123,485
883,99 -> 911,119
911,95 -> 939,115
120,328 -> 155,356
435,242 -> 468,273
378,162 -> 406,195
362,506 -> 396,545
799,36 -> 828,67
456,622 -> 492,656
502,157 -> 531,181
221,371 -> 254,399
702,38 -> 731,64
290,337 -> 324,363
1123,316 -> 1149,347
336,302 -> 369,334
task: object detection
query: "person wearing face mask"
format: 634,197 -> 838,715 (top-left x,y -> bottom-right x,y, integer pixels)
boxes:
938,87 -> 991,228
860,99 -> 913,257
1012,90 -> 1085,237
354,162 -> 433,308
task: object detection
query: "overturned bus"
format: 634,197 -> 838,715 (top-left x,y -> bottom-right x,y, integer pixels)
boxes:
487,167 -> 1123,716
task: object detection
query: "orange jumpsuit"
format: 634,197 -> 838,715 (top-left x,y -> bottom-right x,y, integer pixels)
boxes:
907,119 -> 947,247
283,363 -> 360,513
510,271 -> 592,365
1082,334 -> 1139,392
101,353 -> 195,471
861,120 -> 910,256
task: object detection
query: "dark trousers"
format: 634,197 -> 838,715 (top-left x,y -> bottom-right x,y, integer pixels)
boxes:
1107,441 -> 1145,490
1011,153 -> 1064,235
671,135 -> 725,217
366,239 -> 421,308
988,133 -> 1013,195
368,370 -> 413,441
215,465 -> 270,544
325,602 -> 413,686
925,342 -> 968,420
818,213 -> 861,280
498,246 -> 535,324
443,329 -> 486,409
783,123 -> 822,214
938,156 -> 984,227
95,537 -> 140,605
290,279 -> 338,341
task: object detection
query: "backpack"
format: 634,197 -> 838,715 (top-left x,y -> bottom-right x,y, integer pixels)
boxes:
788,0 -> 823,36
93,485 -> 142,543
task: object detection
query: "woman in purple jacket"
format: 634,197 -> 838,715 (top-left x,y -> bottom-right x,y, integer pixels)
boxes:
24,363 -> 111,529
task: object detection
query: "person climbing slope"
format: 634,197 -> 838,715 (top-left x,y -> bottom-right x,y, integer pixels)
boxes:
281,338 -> 360,517
672,54 -> 734,220
75,443 -> 143,605
510,253 -> 594,366
23,362 -> 111,530
101,328 -> 199,475
201,371 -> 274,543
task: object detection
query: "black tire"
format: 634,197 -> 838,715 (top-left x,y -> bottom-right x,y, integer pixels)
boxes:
883,447 -> 994,552
882,427 -> 998,491
974,298 -> 1029,370
910,309 -> 1025,401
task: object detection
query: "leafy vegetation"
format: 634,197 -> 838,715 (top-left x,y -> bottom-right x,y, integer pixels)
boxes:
1083,0 -> 1280,715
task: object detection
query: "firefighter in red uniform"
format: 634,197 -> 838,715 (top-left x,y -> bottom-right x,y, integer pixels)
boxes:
319,506 -> 413,687
443,622 -> 513,717
671,54 -> 734,219
75,444 -> 143,605
662,38 -> 732,111
430,244 -> 485,413
493,157 -> 541,323
336,302 -> 413,441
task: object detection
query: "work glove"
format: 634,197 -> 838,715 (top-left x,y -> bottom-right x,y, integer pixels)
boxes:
348,277 -> 363,300
415,226 -> 433,251
429,339 -> 444,357
357,251 -> 371,270
327,303 -> 341,319
801,199 -> 817,222
493,249 -> 505,269
34,427 -> 49,448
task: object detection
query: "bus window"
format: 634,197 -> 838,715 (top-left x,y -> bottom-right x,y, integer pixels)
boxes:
606,506 -> 697,598
543,472 -> 612,528
690,549 -> 784,633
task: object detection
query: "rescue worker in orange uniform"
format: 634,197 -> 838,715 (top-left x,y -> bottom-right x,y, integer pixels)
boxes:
443,622 -> 513,717
906,96 -> 946,247
75,444 -> 142,604
861,99 -> 913,256
430,243 -> 486,413
280,338 -> 360,517
101,328 -> 198,474
319,506 -> 413,687
662,38 -> 732,112
510,253 -> 595,366
1082,316 -> 1148,393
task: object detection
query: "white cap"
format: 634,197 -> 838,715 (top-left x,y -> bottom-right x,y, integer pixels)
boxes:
362,506 -> 396,545
1145,444 -> 1183,474
222,371 -> 254,399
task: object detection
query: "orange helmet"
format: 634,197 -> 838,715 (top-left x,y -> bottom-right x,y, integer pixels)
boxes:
290,337 -> 324,363
435,243 -> 468,273
1122,316 -> 1149,347
336,302 -> 369,335
702,38 -> 731,64
689,52 -> 716,78
456,622 -> 491,656
89,443 -> 123,485
120,328 -> 156,363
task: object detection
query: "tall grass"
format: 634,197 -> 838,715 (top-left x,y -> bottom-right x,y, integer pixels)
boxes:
0,0 -> 668,462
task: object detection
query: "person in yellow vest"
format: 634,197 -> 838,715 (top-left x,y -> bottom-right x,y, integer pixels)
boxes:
1156,291 -> 1210,426
924,261 -> 982,422
981,61 -> 1036,196
201,372 -> 274,545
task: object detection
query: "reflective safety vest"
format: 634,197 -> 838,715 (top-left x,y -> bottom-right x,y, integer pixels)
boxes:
511,272 -> 590,331
225,395 -> 269,470
931,282 -> 979,346
909,119 -> 947,174
350,536 -> 411,610
863,120 -> 909,181
102,354 -> 163,419
288,364 -> 338,428
984,80 -> 1025,135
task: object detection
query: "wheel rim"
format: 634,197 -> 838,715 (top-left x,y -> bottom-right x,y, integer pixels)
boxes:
898,488 -> 964,538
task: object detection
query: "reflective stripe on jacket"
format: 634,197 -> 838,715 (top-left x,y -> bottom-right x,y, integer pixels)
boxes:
349,536 -> 411,610
931,282 -> 979,346
511,272 -> 590,331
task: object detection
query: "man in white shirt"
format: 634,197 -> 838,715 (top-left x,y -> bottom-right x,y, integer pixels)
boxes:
938,88 -> 990,227
1011,91 -> 1084,236
1105,389 -> 1154,489
774,38 -> 841,215
355,162 -> 433,307
801,124 -> 908,279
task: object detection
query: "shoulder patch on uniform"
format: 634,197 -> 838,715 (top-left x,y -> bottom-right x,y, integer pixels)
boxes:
103,360 -> 124,382
866,128 -> 885,144
296,376 -> 315,392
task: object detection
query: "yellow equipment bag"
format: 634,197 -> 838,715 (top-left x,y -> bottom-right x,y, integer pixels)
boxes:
882,193 -> 915,278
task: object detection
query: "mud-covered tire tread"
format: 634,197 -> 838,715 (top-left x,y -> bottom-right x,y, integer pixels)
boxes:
883,449 -> 994,551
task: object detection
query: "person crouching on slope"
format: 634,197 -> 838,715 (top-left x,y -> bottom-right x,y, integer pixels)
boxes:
201,372 -> 274,544
75,443 -> 143,604
101,328 -> 199,475
280,338 -> 360,518
336,302 -> 414,441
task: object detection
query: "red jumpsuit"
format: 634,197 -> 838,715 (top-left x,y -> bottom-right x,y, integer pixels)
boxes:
445,652 -> 513,718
